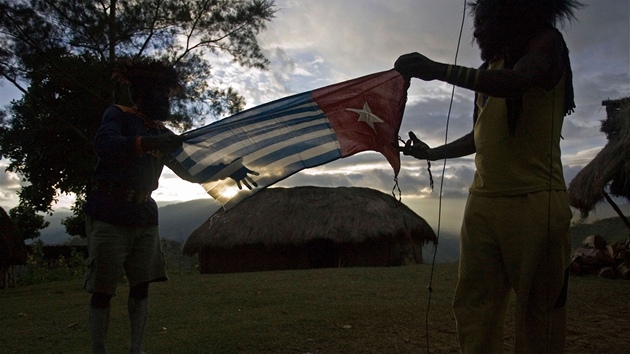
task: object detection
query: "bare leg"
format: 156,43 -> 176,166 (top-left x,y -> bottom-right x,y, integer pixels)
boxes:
129,282 -> 149,354
90,292 -> 112,354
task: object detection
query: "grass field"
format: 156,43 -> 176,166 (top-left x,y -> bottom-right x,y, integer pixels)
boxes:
1,263 -> 629,353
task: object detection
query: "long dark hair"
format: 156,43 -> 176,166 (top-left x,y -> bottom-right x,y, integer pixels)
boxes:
468,0 -> 582,135
467,0 -> 584,27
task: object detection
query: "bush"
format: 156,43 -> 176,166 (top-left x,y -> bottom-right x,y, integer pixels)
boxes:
19,241 -> 85,285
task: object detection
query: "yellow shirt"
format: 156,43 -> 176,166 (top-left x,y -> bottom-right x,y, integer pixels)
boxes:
470,59 -> 567,196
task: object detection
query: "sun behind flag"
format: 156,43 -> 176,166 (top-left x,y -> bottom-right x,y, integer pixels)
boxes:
174,69 -> 410,209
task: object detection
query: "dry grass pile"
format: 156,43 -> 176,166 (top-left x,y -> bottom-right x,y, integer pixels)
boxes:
568,97 -> 630,216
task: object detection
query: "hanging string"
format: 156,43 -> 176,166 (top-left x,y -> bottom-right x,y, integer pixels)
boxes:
426,160 -> 434,191
392,136 -> 405,204
392,176 -> 402,203
544,34 -> 561,354
395,136 -> 430,203
424,1 -> 468,353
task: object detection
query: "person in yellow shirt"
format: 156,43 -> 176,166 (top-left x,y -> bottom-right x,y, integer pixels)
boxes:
394,0 -> 583,352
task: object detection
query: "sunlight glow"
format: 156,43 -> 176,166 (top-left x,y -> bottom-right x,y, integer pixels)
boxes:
204,183 -> 240,203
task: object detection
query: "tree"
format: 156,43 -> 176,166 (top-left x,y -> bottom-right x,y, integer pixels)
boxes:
0,0 -> 276,236
8,205 -> 49,241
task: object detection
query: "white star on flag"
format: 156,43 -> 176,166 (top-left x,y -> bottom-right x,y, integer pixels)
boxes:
346,102 -> 384,131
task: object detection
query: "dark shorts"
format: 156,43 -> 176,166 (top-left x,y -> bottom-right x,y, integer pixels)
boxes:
83,215 -> 167,295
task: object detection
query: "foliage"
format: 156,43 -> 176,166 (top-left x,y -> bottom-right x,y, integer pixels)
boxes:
21,241 -> 48,284
1,53 -> 108,215
0,0 -> 276,236
8,204 -> 49,240
61,196 -> 87,238
14,238 -> 193,287
160,238 -> 198,273
19,241 -> 85,285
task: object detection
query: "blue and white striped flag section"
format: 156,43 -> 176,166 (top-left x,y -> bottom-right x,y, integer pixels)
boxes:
174,69 -> 409,210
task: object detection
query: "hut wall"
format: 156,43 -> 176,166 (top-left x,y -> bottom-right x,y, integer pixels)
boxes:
338,235 -> 423,267
198,235 -> 424,274
337,239 -> 390,267
391,234 -> 424,265
199,245 -> 310,274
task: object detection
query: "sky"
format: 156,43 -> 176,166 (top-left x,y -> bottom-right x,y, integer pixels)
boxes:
1,0 -> 629,235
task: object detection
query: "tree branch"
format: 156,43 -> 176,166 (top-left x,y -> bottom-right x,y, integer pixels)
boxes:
1,4 -> 104,101
134,0 -> 165,59
0,71 -> 91,145
41,0 -> 108,61
176,21 -> 250,64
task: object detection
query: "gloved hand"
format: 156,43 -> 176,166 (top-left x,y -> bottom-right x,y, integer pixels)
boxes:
398,131 -> 431,160
394,52 -> 441,81
141,132 -> 182,153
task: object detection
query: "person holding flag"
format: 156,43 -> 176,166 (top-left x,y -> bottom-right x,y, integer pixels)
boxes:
82,58 -> 187,354
82,58 -> 257,354
395,0 -> 582,352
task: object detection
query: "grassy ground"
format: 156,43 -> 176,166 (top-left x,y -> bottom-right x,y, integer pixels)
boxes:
1,263 -> 629,353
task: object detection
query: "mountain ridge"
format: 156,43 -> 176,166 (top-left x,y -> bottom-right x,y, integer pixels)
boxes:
33,199 -> 630,264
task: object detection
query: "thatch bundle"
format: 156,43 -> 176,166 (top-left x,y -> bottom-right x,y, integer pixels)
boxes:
0,207 -> 27,267
183,186 -> 437,273
1,207 -> 27,288
568,98 -> 630,216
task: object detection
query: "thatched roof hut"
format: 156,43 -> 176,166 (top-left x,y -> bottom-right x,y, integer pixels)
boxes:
184,186 -> 437,274
568,97 -> 630,217
0,207 -> 27,267
1,206 -> 27,288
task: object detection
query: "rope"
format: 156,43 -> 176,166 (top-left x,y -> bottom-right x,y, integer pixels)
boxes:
424,1 -> 467,353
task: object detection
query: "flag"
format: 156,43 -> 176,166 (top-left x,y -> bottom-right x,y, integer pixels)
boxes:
175,69 -> 409,209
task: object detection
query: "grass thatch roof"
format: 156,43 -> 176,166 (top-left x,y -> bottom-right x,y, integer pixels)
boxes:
0,207 -> 27,266
568,97 -> 630,216
183,186 -> 437,255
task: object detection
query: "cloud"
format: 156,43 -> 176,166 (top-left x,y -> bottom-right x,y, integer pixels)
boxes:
275,152 -> 401,192
0,167 -> 20,190
152,0 -> 630,214
260,0 -> 480,81
1,0 -> 628,218
0,159 -> 23,209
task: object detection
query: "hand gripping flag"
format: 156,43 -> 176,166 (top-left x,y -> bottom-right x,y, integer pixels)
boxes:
175,69 -> 409,209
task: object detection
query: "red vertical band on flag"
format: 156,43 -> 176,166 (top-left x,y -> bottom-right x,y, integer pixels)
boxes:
311,69 -> 409,175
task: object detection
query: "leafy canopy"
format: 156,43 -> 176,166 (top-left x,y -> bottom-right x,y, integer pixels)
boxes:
0,0 -> 276,238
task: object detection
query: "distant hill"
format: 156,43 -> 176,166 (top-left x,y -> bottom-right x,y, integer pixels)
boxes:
37,199 -> 219,245
35,200 -> 630,264
35,210 -> 73,245
156,199 -> 220,243
422,233 -> 460,264
570,217 -> 629,248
